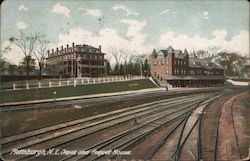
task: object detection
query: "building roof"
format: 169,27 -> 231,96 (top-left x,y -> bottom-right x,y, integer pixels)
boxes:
75,44 -> 101,53
167,46 -> 174,53
189,57 -> 224,70
164,75 -> 225,80
175,50 -> 186,59
151,49 -> 157,58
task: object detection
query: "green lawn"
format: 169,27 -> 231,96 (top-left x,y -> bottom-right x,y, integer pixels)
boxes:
0,79 -> 157,103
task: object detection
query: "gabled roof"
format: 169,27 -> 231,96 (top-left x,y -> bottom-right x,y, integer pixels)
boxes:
184,49 -> 188,55
167,46 -> 174,53
175,50 -> 186,59
151,49 -> 157,58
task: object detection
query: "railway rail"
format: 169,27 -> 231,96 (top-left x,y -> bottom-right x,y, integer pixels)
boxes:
1,93 -> 212,161
2,89 -> 245,161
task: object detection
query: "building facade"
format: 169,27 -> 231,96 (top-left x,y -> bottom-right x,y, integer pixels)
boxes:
45,43 -> 107,77
150,46 -> 225,87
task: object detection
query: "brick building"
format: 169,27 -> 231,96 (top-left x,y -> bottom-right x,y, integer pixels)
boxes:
150,46 -> 225,87
45,43 -> 107,77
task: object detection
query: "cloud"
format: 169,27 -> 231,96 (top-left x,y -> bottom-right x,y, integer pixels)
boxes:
16,21 -> 27,30
113,4 -> 139,16
51,3 -> 71,17
56,24 -> 152,64
18,5 -> 28,11
159,9 -> 170,16
203,11 -> 209,19
80,8 -> 102,17
159,29 -> 249,56
1,41 -> 24,65
119,19 -> 147,43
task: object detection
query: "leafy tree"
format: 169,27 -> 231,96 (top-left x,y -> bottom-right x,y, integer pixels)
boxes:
7,64 -> 18,75
119,63 -> 125,75
106,60 -> 111,75
143,58 -> 150,76
9,32 -> 41,77
19,56 -> 36,75
0,58 -> 8,75
113,63 -> 120,75
214,52 -> 247,77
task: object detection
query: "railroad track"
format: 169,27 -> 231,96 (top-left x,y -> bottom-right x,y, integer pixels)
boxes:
1,93 -> 212,160
61,95 -> 217,161
141,95 -> 218,161
199,91 -> 243,161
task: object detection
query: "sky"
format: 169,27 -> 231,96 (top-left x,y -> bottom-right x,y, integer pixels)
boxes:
1,0 -> 249,65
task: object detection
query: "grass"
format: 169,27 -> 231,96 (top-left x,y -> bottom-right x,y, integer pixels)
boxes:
0,79 -> 156,103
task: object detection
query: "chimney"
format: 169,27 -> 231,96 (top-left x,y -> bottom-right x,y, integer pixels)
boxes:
65,48 -> 67,54
72,42 -> 75,52
99,45 -> 101,52
52,49 -> 54,55
47,50 -> 50,57
56,48 -> 58,55
67,44 -> 69,52
61,46 -> 63,54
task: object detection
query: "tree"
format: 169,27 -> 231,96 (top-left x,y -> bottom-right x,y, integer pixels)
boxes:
214,51 -> 247,77
32,37 -> 52,78
143,58 -> 150,76
19,56 -> 36,75
130,54 -> 147,76
113,63 -> 120,75
109,47 -> 123,65
0,58 -> 8,75
119,63 -> 125,75
9,32 -> 41,77
7,64 -> 18,75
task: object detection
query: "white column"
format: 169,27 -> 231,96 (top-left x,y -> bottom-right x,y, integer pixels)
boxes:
59,81 -> 61,87
67,80 -> 70,86
98,78 -> 101,83
93,78 -> 95,83
74,79 -> 76,87
87,78 -> 90,84
81,79 -> 83,84
13,83 -> 16,90
38,82 -> 41,88
26,83 -> 29,89
49,82 -> 52,87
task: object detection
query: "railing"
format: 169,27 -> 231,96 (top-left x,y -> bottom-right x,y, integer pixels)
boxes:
0,76 -> 145,91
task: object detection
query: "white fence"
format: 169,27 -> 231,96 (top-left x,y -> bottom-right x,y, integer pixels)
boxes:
1,76 -> 145,91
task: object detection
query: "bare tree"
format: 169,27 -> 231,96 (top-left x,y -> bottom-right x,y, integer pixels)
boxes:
32,38 -> 53,78
9,32 -> 41,77
109,47 -> 123,65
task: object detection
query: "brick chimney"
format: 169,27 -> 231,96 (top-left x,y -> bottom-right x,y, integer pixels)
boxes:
72,42 -> 75,52
67,44 -> 69,52
99,45 -> 101,52
56,48 -> 58,55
